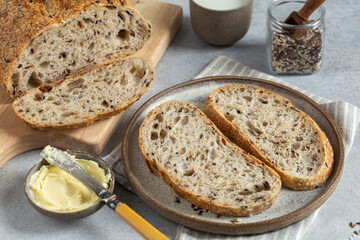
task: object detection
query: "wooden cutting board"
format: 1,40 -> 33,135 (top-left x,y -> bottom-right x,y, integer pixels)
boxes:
0,0 -> 182,167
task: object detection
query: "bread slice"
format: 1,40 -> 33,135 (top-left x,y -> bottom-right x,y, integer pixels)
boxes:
204,84 -> 334,190
1,0 -> 151,98
139,100 -> 281,217
12,58 -> 154,130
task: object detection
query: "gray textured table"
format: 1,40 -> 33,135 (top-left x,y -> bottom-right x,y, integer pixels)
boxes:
1,1 -> 359,239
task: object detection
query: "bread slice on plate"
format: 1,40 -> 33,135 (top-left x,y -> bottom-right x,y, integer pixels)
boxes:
139,100 -> 281,217
204,84 -> 334,190
12,58 -> 154,130
1,0 -> 151,98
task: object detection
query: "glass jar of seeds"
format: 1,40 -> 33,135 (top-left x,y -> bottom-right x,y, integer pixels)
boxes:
266,0 -> 325,74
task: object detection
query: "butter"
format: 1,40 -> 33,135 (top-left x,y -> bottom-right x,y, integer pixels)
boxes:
29,159 -> 111,213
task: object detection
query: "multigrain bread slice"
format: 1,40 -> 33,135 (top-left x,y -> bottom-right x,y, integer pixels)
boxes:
0,0 -> 151,98
139,101 -> 281,217
12,58 -> 154,130
203,84 -> 334,190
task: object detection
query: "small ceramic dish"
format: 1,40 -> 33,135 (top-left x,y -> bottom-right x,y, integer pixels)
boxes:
190,0 -> 253,45
24,150 -> 115,220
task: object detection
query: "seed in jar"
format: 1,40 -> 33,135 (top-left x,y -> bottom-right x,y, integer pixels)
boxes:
271,27 -> 323,74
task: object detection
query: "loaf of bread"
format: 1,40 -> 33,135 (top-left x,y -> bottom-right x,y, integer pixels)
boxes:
0,0 -> 151,98
204,84 -> 334,190
139,101 -> 281,216
12,58 -> 154,129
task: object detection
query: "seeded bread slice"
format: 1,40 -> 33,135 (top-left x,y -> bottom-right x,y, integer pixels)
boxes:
139,101 -> 281,217
12,58 -> 154,130
204,84 -> 334,190
1,0 -> 151,98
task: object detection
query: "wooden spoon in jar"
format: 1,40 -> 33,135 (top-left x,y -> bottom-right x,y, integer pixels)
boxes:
284,0 -> 326,38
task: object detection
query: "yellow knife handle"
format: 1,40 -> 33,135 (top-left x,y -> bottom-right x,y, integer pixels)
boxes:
115,203 -> 169,240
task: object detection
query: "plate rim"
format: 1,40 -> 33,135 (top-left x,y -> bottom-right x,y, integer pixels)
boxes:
121,76 -> 344,235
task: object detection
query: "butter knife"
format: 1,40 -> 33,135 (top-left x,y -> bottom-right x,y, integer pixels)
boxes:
41,145 -> 168,240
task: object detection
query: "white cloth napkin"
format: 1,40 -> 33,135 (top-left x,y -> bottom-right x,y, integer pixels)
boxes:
111,55 -> 360,240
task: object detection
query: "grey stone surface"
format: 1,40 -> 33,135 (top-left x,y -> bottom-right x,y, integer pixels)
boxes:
0,0 -> 359,239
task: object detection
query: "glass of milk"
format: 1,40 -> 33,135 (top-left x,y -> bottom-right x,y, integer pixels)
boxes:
190,0 -> 253,45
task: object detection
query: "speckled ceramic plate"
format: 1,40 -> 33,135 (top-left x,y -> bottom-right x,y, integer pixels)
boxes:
122,76 -> 344,235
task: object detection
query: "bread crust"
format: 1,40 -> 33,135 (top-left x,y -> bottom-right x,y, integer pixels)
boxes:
27,0 -> 132,22
0,0 -> 55,95
1,0 -> 151,98
12,58 -> 154,130
139,100 -> 281,217
203,84 -> 334,190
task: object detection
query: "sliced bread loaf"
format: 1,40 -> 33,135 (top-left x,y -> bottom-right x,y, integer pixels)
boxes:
1,0 -> 151,98
139,101 -> 281,217
203,84 -> 334,190
12,58 -> 154,130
